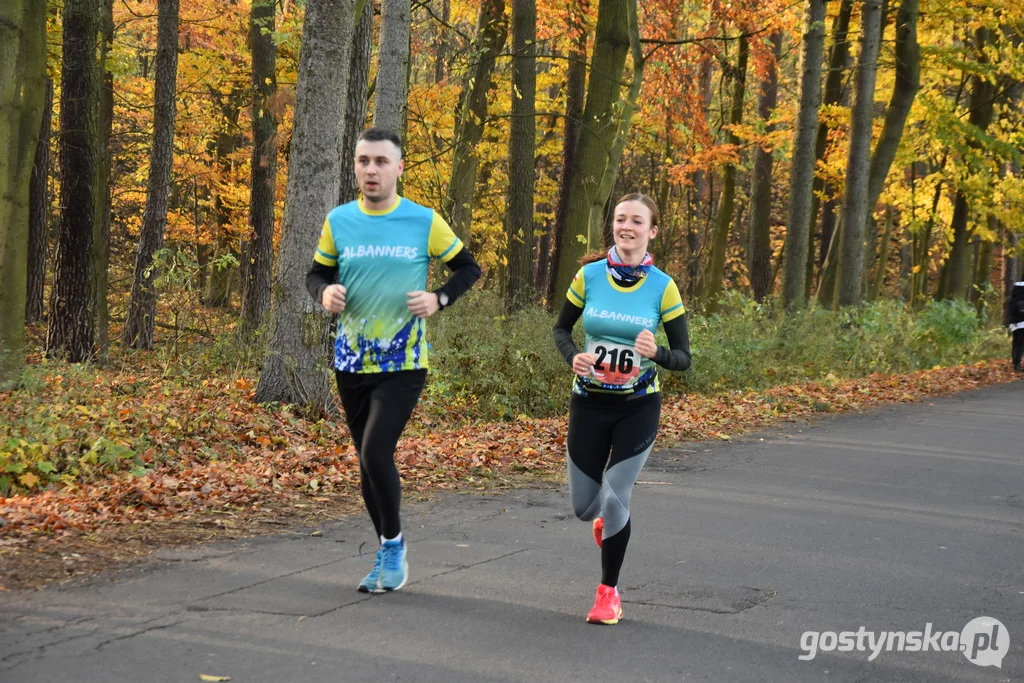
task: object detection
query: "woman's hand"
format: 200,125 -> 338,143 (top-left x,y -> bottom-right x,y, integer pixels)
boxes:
635,329 -> 658,360
572,352 -> 601,379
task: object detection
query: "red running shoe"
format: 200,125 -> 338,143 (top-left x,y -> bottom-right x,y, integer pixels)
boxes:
592,517 -> 603,548
586,584 -> 623,625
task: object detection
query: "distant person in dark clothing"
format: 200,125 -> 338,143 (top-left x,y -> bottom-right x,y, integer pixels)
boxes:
1008,281 -> 1024,372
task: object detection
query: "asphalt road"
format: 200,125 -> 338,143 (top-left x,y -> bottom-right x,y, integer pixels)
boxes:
2,381 -> 1022,682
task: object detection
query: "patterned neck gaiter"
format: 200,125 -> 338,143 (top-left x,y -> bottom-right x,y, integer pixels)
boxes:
607,246 -> 653,284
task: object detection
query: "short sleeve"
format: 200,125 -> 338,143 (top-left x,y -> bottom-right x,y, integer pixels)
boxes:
566,267 -> 586,308
427,212 -> 464,261
313,218 -> 338,266
660,279 -> 685,322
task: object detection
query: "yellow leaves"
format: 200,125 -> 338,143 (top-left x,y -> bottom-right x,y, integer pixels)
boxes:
19,472 -> 41,489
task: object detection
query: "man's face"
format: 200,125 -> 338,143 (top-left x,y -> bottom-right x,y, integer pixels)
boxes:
354,139 -> 404,205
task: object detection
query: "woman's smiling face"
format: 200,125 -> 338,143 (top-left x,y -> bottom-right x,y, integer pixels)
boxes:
612,199 -> 658,257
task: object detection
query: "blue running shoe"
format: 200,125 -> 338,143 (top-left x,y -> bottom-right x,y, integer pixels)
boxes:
357,547 -> 384,593
379,538 -> 408,591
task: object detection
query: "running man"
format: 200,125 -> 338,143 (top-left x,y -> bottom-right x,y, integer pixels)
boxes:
306,127 -> 481,592
552,193 -> 691,624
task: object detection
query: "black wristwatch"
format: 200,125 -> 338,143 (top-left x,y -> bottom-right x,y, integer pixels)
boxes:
436,291 -> 450,310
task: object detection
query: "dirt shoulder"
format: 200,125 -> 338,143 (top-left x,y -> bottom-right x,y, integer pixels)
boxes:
2,361 -> 1018,591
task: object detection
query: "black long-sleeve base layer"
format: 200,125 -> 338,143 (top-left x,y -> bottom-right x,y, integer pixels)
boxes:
306,248 -> 481,309
551,297 -> 692,373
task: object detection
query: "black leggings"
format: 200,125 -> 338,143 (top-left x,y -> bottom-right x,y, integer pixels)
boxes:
336,369 -> 427,539
566,392 -> 660,587
1013,329 -> 1024,367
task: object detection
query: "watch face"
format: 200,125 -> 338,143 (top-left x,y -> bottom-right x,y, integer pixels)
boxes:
439,293 -> 450,307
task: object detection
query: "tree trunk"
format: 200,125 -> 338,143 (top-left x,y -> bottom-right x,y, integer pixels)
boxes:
46,0 -> 100,362
93,0 -> 114,362
687,58 -> 715,300
551,0 -> 630,299
544,0 -> 588,307
970,225 -> 994,307
748,32 -> 782,303
836,0 -> 883,307
441,0 -> 508,244
782,0 -> 827,310
340,0 -> 373,205
864,0 -> 920,228
701,36 -> 749,311
807,0 -> 853,297
26,80 -> 52,325
374,0 -> 411,135
432,0 -> 451,83
590,0 -> 644,236
204,96 -> 245,309
124,0 -> 179,349
256,0 -> 355,409
0,0 -> 47,383
869,205 -> 893,301
504,0 -> 537,313
240,0 -> 279,337
1005,228 -> 1020,318
939,27 -> 997,300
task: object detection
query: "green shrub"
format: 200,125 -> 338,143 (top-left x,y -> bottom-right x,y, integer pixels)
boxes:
427,290 -> 1006,422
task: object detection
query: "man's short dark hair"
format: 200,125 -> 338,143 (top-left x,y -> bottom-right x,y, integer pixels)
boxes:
357,127 -> 403,156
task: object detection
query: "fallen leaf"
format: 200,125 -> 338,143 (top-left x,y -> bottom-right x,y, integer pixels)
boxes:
199,675 -> 231,682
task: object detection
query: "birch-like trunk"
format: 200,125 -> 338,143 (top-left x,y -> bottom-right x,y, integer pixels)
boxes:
836,0 -> 883,307
256,0 -> 356,409
782,0 -> 827,310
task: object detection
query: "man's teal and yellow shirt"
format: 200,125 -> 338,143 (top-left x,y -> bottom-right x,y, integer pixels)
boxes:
313,197 -> 463,373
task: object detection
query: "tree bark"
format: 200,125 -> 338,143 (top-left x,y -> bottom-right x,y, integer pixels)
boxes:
748,32 -> 782,303
47,0 -> 100,362
808,0 -> 853,297
240,0 -> 279,337
864,0 -> 920,228
124,0 -> 179,349
434,0 -> 451,83
970,224 -> 994,307
782,0 -> 827,310
340,0 -> 373,205
374,0 -> 411,135
441,0 -> 508,244
0,0 -> 46,383
93,0 -> 115,362
26,80 -> 52,325
836,0 -> 883,307
551,0 -> 630,299
544,0 -> 588,307
256,0 -> 356,409
504,0 -> 537,312
204,93 -> 245,309
939,27 -> 997,300
701,36 -> 749,312
590,0 -> 644,238
869,205 -> 893,301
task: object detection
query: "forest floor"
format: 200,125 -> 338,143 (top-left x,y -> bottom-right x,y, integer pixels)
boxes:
1,358 -> 1020,592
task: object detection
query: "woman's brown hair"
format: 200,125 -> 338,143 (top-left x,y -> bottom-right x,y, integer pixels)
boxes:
578,193 -> 661,264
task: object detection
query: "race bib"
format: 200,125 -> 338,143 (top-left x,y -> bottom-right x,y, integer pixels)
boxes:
585,341 -> 641,386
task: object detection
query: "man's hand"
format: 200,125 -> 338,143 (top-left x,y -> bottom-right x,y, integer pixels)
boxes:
322,284 -> 347,313
635,329 -> 658,360
407,290 -> 440,318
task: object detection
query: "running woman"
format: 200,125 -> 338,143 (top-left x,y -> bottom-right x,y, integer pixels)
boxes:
306,127 -> 481,593
552,193 -> 691,624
